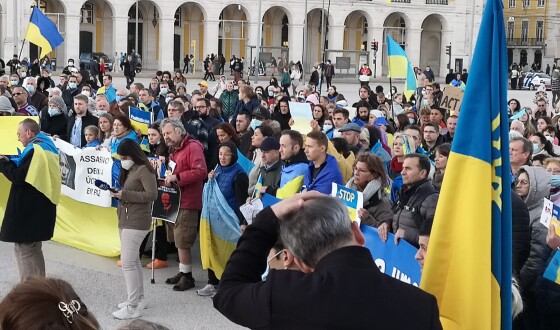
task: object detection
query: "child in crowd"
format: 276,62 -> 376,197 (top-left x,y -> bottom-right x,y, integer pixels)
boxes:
84,125 -> 101,148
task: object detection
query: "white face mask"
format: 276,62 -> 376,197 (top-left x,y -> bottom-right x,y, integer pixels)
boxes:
121,159 -> 135,170
81,90 -> 91,97
323,124 -> 333,132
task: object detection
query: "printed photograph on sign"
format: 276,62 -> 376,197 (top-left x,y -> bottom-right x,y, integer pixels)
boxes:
152,180 -> 181,223
59,151 -> 77,190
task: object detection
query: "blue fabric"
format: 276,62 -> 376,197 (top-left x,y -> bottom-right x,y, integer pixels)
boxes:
202,179 -> 241,243
351,118 -> 366,127
371,141 -> 391,163
303,154 -> 343,194
325,128 -> 334,139
390,175 -> 403,204
105,85 -> 116,103
237,149 -> 254,174
215,163 -> 245,213
84,139 -> 101,148
110,130 -> 139,188
9,132 -> 58,167
70,118 -> 82,147
280,162 -> 308,187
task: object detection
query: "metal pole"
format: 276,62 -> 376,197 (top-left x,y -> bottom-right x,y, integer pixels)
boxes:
302,0 -> 308,83
14,0 -> 19,56
318,0 -> 325,95
135,0 -> 139,56
255,0 -> 262,84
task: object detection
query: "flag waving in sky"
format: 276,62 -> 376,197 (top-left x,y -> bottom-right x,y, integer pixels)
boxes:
386,35 -> 417,100
420,0 -> 512,329
25,6 -> 64,59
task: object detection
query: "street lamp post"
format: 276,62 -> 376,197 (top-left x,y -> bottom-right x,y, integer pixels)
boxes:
255,0 -> 262,84
135,0 -> 138,56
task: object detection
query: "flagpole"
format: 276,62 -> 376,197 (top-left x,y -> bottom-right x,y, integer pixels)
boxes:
389,77 -> 394,121
19,5 -> 36,62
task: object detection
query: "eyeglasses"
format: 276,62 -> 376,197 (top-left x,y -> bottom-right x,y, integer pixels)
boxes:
515,179 -> 529,186
547,169 -> 560,175
12,92 -> 24,96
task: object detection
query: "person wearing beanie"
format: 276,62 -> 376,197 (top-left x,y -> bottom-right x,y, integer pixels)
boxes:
40,95 -> 68,140
175,82 -> 187,97
253,137 -> 282,198
0,95 -> 15,116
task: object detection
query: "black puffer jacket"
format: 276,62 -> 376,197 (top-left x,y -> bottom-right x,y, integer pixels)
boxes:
511,189 -> 531,277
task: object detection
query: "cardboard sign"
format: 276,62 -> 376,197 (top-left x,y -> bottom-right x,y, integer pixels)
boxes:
331,183 -> 364,223
540,198 -> 560,236
440,86 -> 464,114
152,180 -> 181,223
289,102 -> 313,134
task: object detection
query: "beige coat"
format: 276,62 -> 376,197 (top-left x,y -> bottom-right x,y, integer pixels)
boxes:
117,164 -> 158,230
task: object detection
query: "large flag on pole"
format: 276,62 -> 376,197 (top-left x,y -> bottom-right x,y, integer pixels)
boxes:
25,7 -> 64,59
420,0 -> 512,329
386,35 -> 417,99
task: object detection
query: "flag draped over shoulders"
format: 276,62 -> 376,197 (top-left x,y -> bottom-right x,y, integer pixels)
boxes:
420,0 -> 512,329
200,178 -> 242,279
9,132 -> 61,205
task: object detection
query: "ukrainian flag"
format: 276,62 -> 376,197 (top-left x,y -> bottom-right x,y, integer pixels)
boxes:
253,174 -> 263,199
200,178 -> 242,279
25,7 -> 64,59
237,149 -> 254,174
276,175 -> 304,199
386,35 -> 417,100
420,0 -> 512,329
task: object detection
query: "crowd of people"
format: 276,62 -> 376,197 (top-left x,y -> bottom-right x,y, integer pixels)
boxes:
0,50 -> 560,328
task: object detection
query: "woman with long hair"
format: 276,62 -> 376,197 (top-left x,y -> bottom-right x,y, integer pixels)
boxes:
272,97 -> 293,131
98,112 -> 114,147
388,133 -> 416,203
433,143 -> 451,190
198,142 -> 249,297
111,139 -> 157,320
346,153 -> 393,241
530,132 -> 558,159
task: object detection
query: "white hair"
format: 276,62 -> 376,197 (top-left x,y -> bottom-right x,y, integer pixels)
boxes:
509,130 -> 524,140
512,278 -> 523,318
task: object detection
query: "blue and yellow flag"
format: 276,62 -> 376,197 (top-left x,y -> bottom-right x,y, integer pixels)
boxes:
129,106 -> 151,135
386,35 -> 417,99
25,7 -> 64,59
200,178 -> 242,279
420,0 -> 512,329
237,149 -> 254,174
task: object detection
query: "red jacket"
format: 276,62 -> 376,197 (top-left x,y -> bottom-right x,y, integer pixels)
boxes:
169,134 -> 207,210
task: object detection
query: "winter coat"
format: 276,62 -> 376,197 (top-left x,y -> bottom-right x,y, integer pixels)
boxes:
220,90 -> 239,121
520,165 -> 553,293
252,160 -> 282,196
393,179 -> 439,247
511,189 -> 531,277
303,155 -> 344,195
346,178 -> 393,228
117,164 -> 158,231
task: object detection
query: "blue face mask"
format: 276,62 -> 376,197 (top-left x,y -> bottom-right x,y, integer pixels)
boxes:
251,118 -> 262,131
48,107 -> 59,116
68,82 -> 77,89
408,118 -> 415,125
552,175 -> 560,188
116,95 -> 124,103
533,143 -> 541,154
160,88 -> 168,95
26,85 -> 35,94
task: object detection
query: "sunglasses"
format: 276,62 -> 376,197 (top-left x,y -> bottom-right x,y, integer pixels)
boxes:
12,92 -> 24,96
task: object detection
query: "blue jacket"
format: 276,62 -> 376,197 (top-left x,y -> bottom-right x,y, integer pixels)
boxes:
111,130 -> 139,188
303,154 -> 343,194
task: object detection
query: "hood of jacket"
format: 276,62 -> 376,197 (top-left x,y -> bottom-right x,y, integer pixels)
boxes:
521,165 -> 551,214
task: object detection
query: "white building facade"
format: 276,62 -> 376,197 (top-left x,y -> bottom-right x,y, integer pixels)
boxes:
1,0 -> 484,77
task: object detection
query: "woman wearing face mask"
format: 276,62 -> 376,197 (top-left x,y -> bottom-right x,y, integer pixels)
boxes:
265,78 -> 279,98
110,139 -> 157,320
347,153 -> 393,241
545,158 -> 560,204
110,115 -> 140,189
40,95 -> 68,140
515,165 -> 553,325
272,97 -> 293,131
322,118 -> 334,135
432,143 -> 450,190
395,113 -> 410,133
529,132 -> 558,159
198,141 -> 249,297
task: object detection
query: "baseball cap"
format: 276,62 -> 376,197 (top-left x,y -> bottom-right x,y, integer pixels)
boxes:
338,123 -> 362,133
198,80 -> 208,87
252,106 -> 271,120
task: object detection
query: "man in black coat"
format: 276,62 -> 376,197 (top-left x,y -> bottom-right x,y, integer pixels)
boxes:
511,189 -> 531,277
66,94 -> 99,147
214,192 -> 442,329
0,119 -> 58,281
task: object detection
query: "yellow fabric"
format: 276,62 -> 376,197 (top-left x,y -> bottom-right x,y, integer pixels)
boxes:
276,175 -> 304,199
25,24 -> 53,59
420,154 -> 497,329
0,117 -> 39,155
0,174 -> 120,257
199,218 -> 237,279
386,56 -> 409,79
26,144 -> 61,205
327,140 -> 353,183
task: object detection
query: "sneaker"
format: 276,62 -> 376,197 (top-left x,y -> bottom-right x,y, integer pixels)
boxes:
117,299 -> 147,310
147,259 -> 168,269
173,275 -> 195,291
112,305 -> 140,320
165,272 -> 186,285
197,284 -> 218,297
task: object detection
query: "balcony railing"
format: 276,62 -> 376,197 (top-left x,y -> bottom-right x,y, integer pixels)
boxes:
391,0 -> 411,3
426,0 -> 448,4
507,38 -> 545,47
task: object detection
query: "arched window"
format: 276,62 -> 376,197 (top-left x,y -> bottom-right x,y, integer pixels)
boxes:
81,1 -> 93,24
175,8 -> 181,27
128,4 -> 144,20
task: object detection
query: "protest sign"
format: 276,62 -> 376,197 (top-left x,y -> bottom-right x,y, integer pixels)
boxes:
540,198 -> 560,235
440,86 -> 464,114
361,225 -> 421,286
331,183 -> 363,223
129,106 -> 151,134
0,117 -> 39,155
544,250 -> 560,286
54,139 -> 113,207
152,180 -> 181,223
289,102 -> 313,134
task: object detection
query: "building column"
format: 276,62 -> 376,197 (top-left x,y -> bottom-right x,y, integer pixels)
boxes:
112,15 -> 128,64
158,18 -> 174,70
406,28 -> 422,67
65,14 -> 81,64
327,24 -> 344,53
203,19 -> 219,62
3,0 -> 17,60
247,21 -> 259,64
288,23 -> 304,64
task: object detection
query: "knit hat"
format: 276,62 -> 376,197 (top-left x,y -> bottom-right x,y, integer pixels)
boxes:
0,96 -> 14,114
48,95 -> 68,115
176,83 -> 186,91
260,137 -> 280,152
